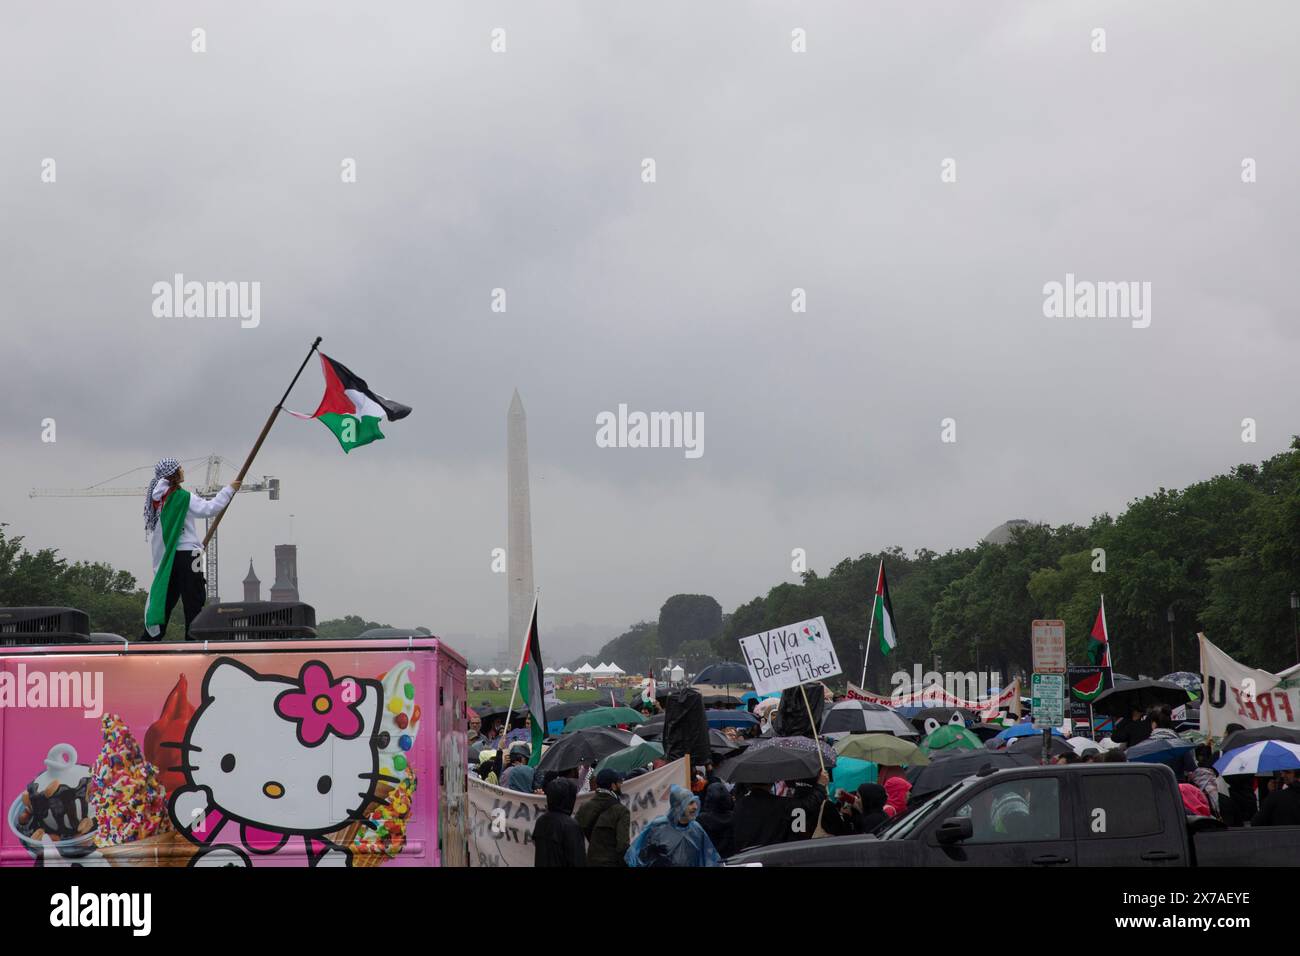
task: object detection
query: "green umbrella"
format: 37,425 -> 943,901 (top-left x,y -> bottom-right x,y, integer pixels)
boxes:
563,706 -> 647,733
834,733 -> 929,766
919,725 -> 982,755
596,740 -> 665,773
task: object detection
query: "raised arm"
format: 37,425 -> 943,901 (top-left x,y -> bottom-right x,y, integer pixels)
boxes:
188,482 -> 238,518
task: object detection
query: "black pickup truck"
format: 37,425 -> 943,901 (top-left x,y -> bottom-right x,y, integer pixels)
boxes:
728,764 -> 1300,866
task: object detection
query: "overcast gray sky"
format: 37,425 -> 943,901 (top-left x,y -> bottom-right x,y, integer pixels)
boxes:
2,1 -> 1297,664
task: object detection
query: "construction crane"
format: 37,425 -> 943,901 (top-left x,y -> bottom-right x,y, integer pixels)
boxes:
30,454 -> 280,601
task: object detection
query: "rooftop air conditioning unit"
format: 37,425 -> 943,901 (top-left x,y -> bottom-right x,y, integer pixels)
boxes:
188,601 -> 316,641
0,607 -> 92,646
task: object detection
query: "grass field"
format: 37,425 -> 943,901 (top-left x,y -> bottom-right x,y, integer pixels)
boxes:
467,687 -> 609,708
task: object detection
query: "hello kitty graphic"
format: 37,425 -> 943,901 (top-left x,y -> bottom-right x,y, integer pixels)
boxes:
169,658 -> 389,867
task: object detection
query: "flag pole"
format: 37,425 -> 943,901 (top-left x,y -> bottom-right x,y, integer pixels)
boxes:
797,681 -> 827,779
498,589 -> 540,750
1198,632 -> 1211,745
201,336 -> 322,548
861,559 -> 881,687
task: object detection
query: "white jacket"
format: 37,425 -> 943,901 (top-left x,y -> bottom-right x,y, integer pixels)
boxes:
149,481 -> 235,572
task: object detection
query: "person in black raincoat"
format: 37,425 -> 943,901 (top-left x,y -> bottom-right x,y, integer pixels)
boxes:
698,782 -> 736,858
732,782 -> 797,852
1218,774 -> 1258,826
1252,770 -> 1300,827
847,782 -> 891,834
533,778 -> 586,867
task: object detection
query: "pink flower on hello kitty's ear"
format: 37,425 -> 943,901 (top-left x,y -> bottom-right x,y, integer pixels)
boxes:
274,662 -> 365,746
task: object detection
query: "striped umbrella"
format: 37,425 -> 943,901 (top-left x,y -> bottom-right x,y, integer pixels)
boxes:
1214,740 -> 1300,776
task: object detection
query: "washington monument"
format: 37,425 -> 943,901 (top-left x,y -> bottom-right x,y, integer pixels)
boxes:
507,390 -> 534,666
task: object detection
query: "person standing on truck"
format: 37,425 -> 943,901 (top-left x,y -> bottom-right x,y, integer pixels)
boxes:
141,458 -> 239,641
1252,770 -> 1300,827
575,769 -> 631,866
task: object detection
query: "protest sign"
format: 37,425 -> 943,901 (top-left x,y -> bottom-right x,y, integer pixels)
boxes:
846,681 -> 1019,711
1200,634 -> 1300,738
738,616 -> 841,695
467,757 -> 689,867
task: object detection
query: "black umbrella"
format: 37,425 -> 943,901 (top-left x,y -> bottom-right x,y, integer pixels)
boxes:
693,662 -> 752,687
634,715 -> 665,740
1221,725 -> 1300,753
1006,735 -> 1073,758
702,694 -> 743,707
709,728 -> 743,758
1090,679 -> 1190,718
715,743 -> 822,784
536,727 -> 636,772
820,701 -> 918,737
906,750 -> 1039,798
969,722 -> 1006,742
546,700 -> 600,722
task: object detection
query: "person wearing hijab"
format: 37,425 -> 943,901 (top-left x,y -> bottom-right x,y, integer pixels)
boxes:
883,776 -> 912,818
625,784 -> 722,867
853,783 -> 891,834
141,458 -> 239,641
698,782 -> 736,858
532,778 -> 586,867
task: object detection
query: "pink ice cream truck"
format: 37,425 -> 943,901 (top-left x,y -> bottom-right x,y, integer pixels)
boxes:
0,605 -> 469,867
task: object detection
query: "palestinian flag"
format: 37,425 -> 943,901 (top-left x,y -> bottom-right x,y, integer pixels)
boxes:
1087,596 -> 1110,667
871,560 -> 898,656
288,353 -> 411,453
144,486 -> 191,638
516,600 -> 547,767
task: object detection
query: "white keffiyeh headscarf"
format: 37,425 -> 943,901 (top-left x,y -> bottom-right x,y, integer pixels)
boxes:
143,457 -> 181,536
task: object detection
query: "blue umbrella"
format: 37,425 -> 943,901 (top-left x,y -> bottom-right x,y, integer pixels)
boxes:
1214,740 -> 1300,776
706,709 -> 759,730
1127,736 -> 1196,769
995,723 -> 1064,742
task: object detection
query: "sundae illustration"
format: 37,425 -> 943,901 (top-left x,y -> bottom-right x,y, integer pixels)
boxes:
334,659 -> 421,864
9,744 -> 102,865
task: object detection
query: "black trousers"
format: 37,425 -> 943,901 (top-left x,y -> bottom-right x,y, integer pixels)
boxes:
144,549 -> 206,641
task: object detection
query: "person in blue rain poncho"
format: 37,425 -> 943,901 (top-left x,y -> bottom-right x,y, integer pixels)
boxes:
625,784 -> 722,868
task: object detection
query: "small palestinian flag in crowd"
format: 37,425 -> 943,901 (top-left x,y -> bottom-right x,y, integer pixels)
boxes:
871,560 -> 898,656
288,353 -> 411,452
516,600 -> 548,767
1088,595 -> 1111,667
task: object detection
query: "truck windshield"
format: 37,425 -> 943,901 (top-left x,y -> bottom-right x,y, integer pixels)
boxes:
878,779 -> 970,840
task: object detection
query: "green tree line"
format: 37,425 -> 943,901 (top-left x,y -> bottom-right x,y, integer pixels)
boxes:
709,440 -> 1300,686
